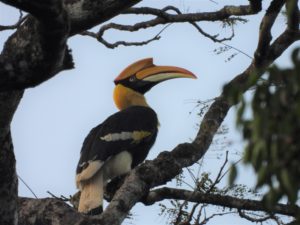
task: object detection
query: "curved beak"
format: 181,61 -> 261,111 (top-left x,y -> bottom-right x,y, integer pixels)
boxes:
136,65 -> 197,83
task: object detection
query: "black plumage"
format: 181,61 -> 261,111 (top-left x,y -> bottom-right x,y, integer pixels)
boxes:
76,105 -> 158,177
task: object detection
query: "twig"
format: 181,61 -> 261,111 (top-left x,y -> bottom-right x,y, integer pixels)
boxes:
0,10 -> 27,31
238,209 -> 272,223
81,24 -> 171,49
206,151 -> 229,193
18,175 -> 38,199
195,204 -> 205,224
47,191 -> 70,202
200,211 -> 235,224
218,157 -> 242,182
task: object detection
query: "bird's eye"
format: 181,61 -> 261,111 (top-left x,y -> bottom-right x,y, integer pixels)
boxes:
129,76 -> 136,82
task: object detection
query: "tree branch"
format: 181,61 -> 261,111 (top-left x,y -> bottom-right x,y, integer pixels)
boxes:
65,0 -> 141,35
143,187 -> 299,217
123,2 -> 262,20
237,210 -> 273,223
0,0 -> 142,91
0,91 -> 23,225
85,2 -> 262,48
254,0 -> 285,66
286,0 -> 299,31
81,26 -> 164,49
0,0 -> 72,91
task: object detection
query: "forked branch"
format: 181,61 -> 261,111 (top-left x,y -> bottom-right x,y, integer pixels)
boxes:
82,2 -> 262,48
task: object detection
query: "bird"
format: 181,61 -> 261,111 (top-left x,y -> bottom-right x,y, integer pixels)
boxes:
75,58 -> 196,214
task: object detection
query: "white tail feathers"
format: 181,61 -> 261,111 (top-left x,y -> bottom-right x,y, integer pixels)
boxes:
78,170 -> 104,213
77,151 -> 133,213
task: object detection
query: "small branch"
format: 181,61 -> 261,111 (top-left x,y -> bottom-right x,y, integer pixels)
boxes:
206,151 -> 229,193
18,175 -> 38,199
195,204 -> 205,224
47,191 -> 70,202
186,203 -> 200,223
238,209 -> 273,223
217,41 -> 253,60
144,187 -> 299,217
0,10 -> 27,31
218,157 -> 242,182
200,211 -> 235,224
81,24 -> 170,49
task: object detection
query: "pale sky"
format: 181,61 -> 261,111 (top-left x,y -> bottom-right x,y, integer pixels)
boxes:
0,1 -> 297,224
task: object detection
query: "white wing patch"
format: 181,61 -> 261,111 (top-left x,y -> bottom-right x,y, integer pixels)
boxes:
100,130 -> 151,143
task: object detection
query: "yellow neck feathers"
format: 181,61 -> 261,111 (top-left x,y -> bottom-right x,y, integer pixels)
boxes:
113,84 -> 149,110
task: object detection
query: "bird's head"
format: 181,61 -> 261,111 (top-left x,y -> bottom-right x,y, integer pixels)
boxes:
113,58 -> 197,110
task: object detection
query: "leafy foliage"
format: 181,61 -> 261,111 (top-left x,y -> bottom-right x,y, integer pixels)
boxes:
236,48 -> 300,206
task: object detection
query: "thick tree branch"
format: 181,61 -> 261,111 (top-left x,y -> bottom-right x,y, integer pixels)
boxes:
286,0 -> 299,31
143,187 -> 299,217
65,0 -> 141,35
0,0 -> 72,91
254,0 -> 285,66
0,0 -> 142,91
0,0 -> 142,184
0,90 -> 23,225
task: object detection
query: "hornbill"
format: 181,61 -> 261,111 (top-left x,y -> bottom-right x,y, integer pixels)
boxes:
76,58 -> 196,214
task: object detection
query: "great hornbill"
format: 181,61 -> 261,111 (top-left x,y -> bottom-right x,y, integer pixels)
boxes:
76,58 -> 196,214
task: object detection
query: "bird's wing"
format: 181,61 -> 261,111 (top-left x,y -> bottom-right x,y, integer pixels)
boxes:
76,106 -> 158,185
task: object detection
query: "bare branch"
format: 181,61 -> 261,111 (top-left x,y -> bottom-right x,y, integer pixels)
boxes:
237,209 -> 273,223
85,2 -> 262,48
206,151 -> 229,193
200,211 -> 235,224
81,25 -> 171,49
18,175 -> 38,199
144,187 -> 299,217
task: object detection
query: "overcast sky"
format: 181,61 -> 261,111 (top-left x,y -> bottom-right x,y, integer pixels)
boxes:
1,1 -> 297,224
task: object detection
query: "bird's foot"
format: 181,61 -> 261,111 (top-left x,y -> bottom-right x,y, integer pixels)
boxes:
86,206 -> 103,215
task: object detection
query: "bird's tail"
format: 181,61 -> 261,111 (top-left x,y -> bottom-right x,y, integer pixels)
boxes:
78,171 -> 104,215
